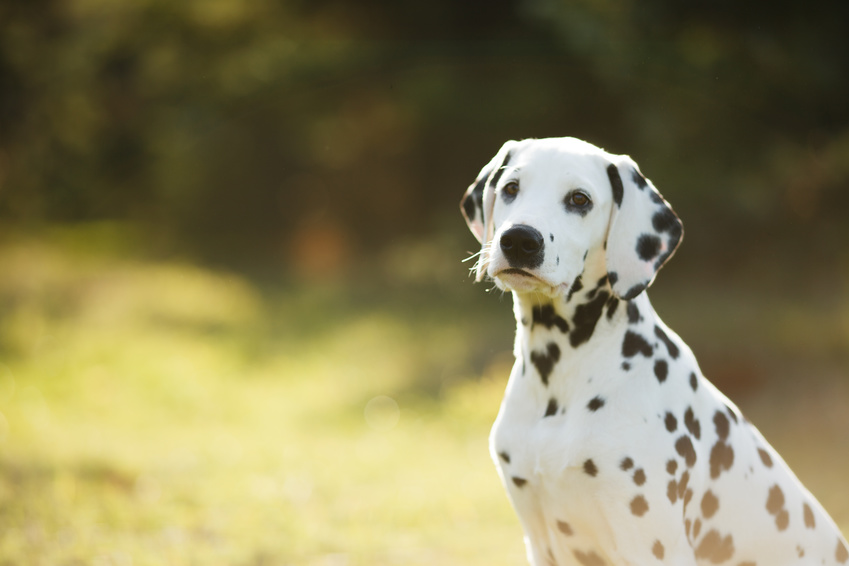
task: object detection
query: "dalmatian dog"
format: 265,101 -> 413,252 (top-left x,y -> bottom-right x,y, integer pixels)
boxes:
460,137 -> 848,566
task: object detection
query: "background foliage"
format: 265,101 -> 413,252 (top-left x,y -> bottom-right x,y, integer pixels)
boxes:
1,0 -> 848,564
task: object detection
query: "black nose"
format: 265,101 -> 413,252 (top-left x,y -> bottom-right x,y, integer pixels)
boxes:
500,225 -> 545,269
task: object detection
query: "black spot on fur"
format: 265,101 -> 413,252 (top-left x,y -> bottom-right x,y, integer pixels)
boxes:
689,372 -> 698,392
567,274 -> 584,302
627,302 -> 641,324
701,490 -> 719,519
622,331 -> 653,358
531,342 -> 561,386
498,451 -> 511,464
652,540 -> 665,560
666,460 -> 678,475
654,325 -> 680,359
607,164 -> 624,208
678,470 -> 691,501
574,549 -> 606,566
665,412 -> 678,432
709,440 -> 734,479
550,233 -> 554,242
557,520 -> 573,536
607,272 -> 618,286
630,495 -> 649,516
633,468 -> 646,486
693,519 -> 702,540
587,396 -> 605,412
636,234 -> 662,261
570,291 -> 610,347
606,296 -> 620,320
621,283 -> 647,301
667,480 -> 678,504
532,304 -> 569,333
684,407 -> 701,440
803,502 -> 816,529
837,538 -> 848,563
757,448 -> 773,468
583,459 -> 598,477
545,397 -> 559,417
714,411 -> 730,440
512,476 -> 527,487
654,360 -> 668,383
620,457 -> 634,471
767,484 -> 789,531
675,435 -> 697,467
695,530 -> 735,563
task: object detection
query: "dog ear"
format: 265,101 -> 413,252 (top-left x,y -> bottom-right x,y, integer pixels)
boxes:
604,156 -> 683,300
460,141 -> 518,280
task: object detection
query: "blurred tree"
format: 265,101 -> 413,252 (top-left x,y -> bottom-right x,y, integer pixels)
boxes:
0,0 -> 847,274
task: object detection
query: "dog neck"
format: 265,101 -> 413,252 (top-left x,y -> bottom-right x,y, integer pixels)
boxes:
510,271 -> 657,388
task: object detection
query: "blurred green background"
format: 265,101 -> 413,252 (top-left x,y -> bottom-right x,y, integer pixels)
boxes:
1,0 -> 848,564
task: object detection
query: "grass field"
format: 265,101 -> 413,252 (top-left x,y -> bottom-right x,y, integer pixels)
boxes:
0,228 -> 847,565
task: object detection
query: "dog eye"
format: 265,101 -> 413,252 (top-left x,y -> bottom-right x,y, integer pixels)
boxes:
503,182 -> 520,196
569,191 -> 591,207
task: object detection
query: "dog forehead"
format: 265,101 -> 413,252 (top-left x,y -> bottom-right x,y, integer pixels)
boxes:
512,139 -> 611,194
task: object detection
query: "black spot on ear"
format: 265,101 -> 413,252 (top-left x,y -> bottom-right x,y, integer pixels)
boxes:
631,168 -> 648,189
545,397 -> 559,417
463,177 -> 486,222
490,150 -> 513,188
630,495 -> 649,516
652,208 -> 679,233
689,372 -> 698,391
654,359 -> 668,383
587,396 -> 605,412
607,164 -> 624,208
583,459 -> 598,477
636,234 -> 662,261
695,530 -> 735,563
498,451 -> 511,464
622,331 -> 653,357
654,326 -> 680,359
531,342 -> 561,386
512,476 -> 527,487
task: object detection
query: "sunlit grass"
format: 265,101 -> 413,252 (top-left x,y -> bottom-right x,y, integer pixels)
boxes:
0,229 -> 847,565
0,232 -> 525,565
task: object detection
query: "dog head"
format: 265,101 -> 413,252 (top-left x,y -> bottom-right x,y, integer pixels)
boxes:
460,137 -> 682,300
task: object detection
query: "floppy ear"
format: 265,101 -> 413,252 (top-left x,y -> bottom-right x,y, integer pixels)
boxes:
460,141 -> 518,280
604,156 -> 683,300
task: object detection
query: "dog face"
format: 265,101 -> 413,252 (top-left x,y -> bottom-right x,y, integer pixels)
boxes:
461,137 -> 683,300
